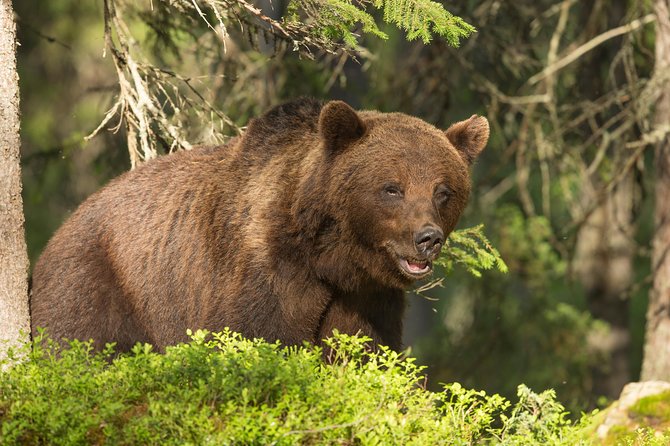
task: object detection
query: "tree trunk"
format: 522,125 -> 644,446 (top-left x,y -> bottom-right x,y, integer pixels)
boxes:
571,0 -> 638,399
0,0 -> 29,359
641,0 -> 670,381
574,173 -> 636,398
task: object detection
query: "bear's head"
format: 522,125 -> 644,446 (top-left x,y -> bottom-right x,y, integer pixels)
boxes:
295,100 -> 489,291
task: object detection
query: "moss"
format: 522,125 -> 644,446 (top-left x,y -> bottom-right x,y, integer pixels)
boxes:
604,424 -> 639,445
630,391 -> 670,427
596,392 -> 670,446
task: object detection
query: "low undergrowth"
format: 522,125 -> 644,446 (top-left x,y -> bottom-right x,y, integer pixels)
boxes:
0,330 -> 666,445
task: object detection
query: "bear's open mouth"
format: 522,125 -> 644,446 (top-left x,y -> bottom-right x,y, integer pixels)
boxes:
398,258 -> 432,278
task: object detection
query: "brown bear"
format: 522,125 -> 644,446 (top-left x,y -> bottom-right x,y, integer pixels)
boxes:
30,98 -> 488,352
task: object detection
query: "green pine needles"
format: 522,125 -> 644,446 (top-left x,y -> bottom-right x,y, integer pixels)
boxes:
288,0 -> 476,48
438,224 -> 509,278
373,0 -> 476,45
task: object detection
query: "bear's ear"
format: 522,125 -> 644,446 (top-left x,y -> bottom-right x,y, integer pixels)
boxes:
318,100 -> 366,154
444,115 -> 489,164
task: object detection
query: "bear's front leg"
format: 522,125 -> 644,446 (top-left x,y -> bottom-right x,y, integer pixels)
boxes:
316,287 -> 405,357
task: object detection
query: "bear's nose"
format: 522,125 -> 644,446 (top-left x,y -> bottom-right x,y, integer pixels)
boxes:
414,226 -> 444,256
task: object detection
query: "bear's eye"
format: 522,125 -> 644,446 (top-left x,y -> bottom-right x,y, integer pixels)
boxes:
434,185 -> 453,203
383,184 -> 404,198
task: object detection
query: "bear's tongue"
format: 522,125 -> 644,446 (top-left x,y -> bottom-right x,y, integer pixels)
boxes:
407,260 -> 428,273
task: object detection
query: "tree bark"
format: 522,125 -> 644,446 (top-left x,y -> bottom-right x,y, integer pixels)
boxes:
641,0 -> 670,381
0,0 -> 29,359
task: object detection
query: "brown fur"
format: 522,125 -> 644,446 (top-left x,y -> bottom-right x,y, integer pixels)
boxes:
30,98 -> 489,352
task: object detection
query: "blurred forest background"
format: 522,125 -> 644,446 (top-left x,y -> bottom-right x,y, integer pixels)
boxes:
14,0 -> 668,412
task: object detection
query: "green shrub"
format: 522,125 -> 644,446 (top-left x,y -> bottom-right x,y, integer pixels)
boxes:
0,330 -> 653,445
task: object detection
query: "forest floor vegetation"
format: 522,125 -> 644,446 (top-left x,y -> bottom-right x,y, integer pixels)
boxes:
0,330 -> 668,445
